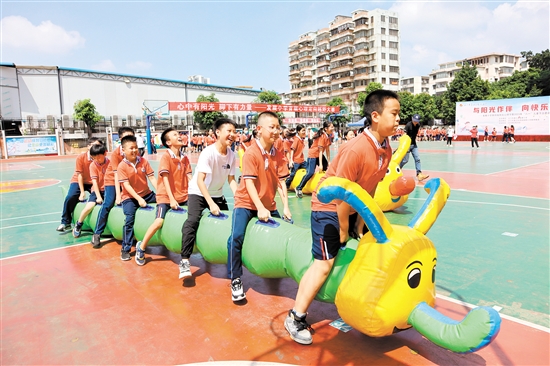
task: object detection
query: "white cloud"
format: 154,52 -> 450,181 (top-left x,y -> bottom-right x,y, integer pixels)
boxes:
390,1 -> 549,77
92,59 -> 116,72
126,61 -> 152,72
0,15 -> 85,54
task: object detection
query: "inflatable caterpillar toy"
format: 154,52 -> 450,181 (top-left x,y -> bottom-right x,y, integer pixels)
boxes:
287,135 -> 416,211
72,177 -> 500,353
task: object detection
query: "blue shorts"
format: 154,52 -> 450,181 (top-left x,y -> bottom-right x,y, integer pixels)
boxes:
311,211 -> 343,260
155,201 -> 187,219
88,191 -> 105,203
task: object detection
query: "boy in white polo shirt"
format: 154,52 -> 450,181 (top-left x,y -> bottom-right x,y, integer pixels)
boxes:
178,118 -> 239,279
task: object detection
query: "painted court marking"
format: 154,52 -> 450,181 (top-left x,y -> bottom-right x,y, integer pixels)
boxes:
0,212 -> 61,222
0,220 -> 59,230
485,160 -> 550,176
408,197 -> 549,211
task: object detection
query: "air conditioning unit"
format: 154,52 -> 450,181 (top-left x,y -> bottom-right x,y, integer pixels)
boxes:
62,114 -> 72,128
127,115 -> 135,126
112,115 -> 120,127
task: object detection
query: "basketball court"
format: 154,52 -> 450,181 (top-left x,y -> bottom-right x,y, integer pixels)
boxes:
1,140 -> 549,365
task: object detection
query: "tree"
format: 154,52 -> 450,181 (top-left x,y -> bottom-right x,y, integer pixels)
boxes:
73,99 -> 102,134
326,97 -> 350,132
445,62 -> 490,121
356,82 -> 384,117
397,91 -> 415,123
488,69 -> 542,100
521,49 -> 550,96
193,93 -> 227,130
252,89 -> 284,124
412,93 -> 438,124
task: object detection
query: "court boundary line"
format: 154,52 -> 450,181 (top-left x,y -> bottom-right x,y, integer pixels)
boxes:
408,197 -> 549,211
436,294 -> 550,333
1,220 -> 60,230
0,212 -> 61,222
1,242 -> 548,334
485,160 -> 550,176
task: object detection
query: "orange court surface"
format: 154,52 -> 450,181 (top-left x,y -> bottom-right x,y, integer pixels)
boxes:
1,140 -> 549,365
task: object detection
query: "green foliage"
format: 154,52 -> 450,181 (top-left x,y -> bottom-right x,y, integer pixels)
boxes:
326,97 -> 350,127
397,91 -> 415,123
193,93 -> 227,130
252,89 -> 284,124
521,49 -> 550,96
444,62 -> 490,122
356,82 -> 384,117
488,69 -> 542,99
397,92 -> 438,124
434,94 -> 455,124
73,99 -> 102,130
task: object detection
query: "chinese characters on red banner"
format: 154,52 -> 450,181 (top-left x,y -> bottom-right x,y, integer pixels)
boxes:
168,102 -> 340,114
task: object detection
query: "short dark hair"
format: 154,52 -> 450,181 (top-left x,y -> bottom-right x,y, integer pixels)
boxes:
118,127 -> 135,137
121,135 -> 137,147
214,118 -> 237,135
90,142 -> 107,156
362,89 -> 399,127
88,137 -> 102,145
257,111 -> 279,124
296,124 -> 306,133
161,127 -> 176,148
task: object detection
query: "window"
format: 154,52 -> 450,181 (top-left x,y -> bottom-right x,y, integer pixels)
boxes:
389,29 -> 398,36
381,53 -> 386,59
381,65 -> 386,71
355,67 -> 367,74
381,15 -> 385,22
390,66 -> 399,73
390,78 -> 399,85
381,28 -> 386,35
389,53 -> 398,61
369,66 -> 376,73
389,41 -> 398,49
381,40 -> 386,47
382,77 -> 387,84
389,17 -> 398,24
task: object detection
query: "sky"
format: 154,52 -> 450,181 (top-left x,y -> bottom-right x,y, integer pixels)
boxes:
1,1 -> 548,94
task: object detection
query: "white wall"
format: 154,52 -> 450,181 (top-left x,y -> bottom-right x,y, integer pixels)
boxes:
0,66 -> 21,119
18,73 -> 61,117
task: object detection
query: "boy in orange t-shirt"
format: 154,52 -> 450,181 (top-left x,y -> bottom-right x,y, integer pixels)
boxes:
135,128 -> 192,266
227,111 -> 291,302
284,90 -> 398,345
56,138 -> 102,232
73,143 -> 109,240
117,135 -> 157,261
285,124 -> 307,188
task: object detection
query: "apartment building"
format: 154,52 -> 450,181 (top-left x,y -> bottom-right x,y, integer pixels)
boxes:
429,53 -> 525,95
288,9 -> 400,115
400,76 -> 430,95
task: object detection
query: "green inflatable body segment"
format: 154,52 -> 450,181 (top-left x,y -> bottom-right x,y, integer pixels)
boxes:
72,202 -> 358,303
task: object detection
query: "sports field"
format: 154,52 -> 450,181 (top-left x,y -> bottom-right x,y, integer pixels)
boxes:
1,140 -> 549,365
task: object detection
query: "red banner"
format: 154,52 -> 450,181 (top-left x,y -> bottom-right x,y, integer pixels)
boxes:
168,102 -> 340,114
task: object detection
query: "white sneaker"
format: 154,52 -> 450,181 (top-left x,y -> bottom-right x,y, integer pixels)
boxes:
231,278 -> 246,302
178,259 -> 192,279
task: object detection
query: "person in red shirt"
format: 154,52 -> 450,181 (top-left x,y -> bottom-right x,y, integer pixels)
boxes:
135,128 -> 192,266
509,125 -> 516,143
227,111 -> 291,302
470,125 -> 479,148
181,132 -> 189,153
73,143 -> 109,239
295,121 -> 334,198
502,126 -> 509,143
283,128 -> 294,164
91,127 -> 134,248
117,135 -> 158,261
285,124 -> 307,188
284,89 -> 398,345
56,137 -> 102,232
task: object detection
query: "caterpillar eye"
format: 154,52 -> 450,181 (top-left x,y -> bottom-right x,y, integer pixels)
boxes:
432,265 -> 436,283
386,168 -> 390,175
396,167 -> 401,174
408,268 -> 421,289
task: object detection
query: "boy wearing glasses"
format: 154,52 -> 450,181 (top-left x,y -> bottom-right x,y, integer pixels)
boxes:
226,111 -> 292,302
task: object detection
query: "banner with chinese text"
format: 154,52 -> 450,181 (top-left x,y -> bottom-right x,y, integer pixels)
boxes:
6,136 -> 58,156
168,102 -> 339,114
456,96 -> 549,135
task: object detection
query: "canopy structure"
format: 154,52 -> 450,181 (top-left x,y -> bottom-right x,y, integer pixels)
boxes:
347,117 -> 366,128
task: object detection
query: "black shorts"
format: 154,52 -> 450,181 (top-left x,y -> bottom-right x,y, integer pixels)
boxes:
155,202 -> 188,219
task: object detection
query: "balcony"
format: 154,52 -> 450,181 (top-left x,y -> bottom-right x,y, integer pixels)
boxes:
354,23 -> 369,31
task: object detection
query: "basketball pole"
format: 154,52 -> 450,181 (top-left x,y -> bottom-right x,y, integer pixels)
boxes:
146,114 -> 153,155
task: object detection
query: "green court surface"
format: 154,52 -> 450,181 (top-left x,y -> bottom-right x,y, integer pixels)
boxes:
1,141 -> 549,328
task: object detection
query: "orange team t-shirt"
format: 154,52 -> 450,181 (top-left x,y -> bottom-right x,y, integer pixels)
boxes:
234,140 -> 289,211
291,137 -> 306,164
311,131 -> 391,213
273,137 -> 284,152
117,156 -> 155,201
105,145 -> 124,186
503,127 -> 509,134
206,135 -> 215,146
283,138 -> 293,156
470,128 -> 478,138
308,133 -> 330,159
70,151 -> 94,184
89,157 -> 110,193
182,135 -> 189,145
240,134 -> 248,144
156,149 -> 192,204
510,126 -> 514,134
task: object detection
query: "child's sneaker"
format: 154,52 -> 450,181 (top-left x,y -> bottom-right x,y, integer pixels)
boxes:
72,222 -> 82,238
120,250 -> 131,261
296,189 -> 303,199
284,309 -> 313,345
416,173 -> 429,182
135,241 -> 145,266
56,224 -> 71,232
91,234 -> 101,249
178,259 -> 192,279
231,277 -> 246,302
